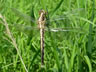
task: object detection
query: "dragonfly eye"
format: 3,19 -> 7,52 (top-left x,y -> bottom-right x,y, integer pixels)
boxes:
39,10 -> 46,15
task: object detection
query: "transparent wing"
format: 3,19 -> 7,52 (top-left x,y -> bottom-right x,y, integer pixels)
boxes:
11,8 -> 36,23
11,8 -> 87,33
11,24 -> 87,34
11,8 -> 85,24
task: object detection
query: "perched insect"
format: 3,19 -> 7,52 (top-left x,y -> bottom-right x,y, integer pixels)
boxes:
38,10 -> 46,66
11,8 -> 87,67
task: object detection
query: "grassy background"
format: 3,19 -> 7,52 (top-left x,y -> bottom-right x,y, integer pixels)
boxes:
0,0 -> 96,72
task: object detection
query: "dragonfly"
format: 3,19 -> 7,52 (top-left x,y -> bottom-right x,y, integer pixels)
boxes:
11,8 -> 86,67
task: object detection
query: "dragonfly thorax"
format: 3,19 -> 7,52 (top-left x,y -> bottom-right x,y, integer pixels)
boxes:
38,10 -> 46,29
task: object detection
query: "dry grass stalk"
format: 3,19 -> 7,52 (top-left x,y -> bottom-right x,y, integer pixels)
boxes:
0,14 -> 28,72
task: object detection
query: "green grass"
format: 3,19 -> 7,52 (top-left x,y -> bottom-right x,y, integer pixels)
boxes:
0,0 -> 96,72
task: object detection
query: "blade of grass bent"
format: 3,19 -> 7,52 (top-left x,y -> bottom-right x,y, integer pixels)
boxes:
84,55 -> 92,72
50,0 -> 64,17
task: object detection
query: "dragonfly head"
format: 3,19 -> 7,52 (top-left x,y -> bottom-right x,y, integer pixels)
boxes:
39,10 -> 46,16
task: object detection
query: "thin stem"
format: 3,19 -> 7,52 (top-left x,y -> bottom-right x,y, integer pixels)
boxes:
0,14 -> 28,72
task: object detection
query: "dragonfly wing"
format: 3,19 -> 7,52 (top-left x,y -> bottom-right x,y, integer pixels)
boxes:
45,28 -> 71,32
44,27 -> 87,33
12,23 -> 88,34
46,8 -> 85,23
12,23 -> 38,33
11,8 -> 36,23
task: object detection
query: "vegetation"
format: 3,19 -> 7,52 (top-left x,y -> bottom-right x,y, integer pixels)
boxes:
0,0 -> 96,72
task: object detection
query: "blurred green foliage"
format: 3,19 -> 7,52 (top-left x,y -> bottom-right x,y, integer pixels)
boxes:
0,0 -> 96,72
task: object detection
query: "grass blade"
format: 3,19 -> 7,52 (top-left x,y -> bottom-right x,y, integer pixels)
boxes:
87,0 -> 94,55
29,49 -> 40,71
50,0 -> 64,17
40,0 -> 46,10
64,48 -> 69,70
68,46 -> 76,72
84,55 -> 92,72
